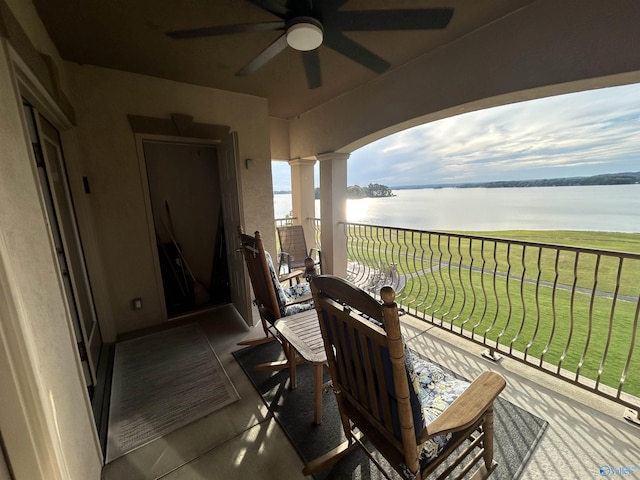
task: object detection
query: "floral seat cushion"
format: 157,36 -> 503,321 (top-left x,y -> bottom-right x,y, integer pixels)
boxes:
265,251 -> 314,316
357,315 -> 469,466
404,349 -> 471,466
322,300 -> 469,467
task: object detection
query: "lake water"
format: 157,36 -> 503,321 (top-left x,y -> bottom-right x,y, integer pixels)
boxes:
274,184 -> 640,233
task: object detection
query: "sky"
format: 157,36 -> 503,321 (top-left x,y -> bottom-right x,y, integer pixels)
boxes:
271,82 -> 640,191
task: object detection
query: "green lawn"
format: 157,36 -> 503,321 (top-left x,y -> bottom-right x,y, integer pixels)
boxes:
345,227 -> 640,397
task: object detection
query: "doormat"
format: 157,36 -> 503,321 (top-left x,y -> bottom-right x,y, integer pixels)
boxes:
234,341 -> 548,479
106,322 -> 239,462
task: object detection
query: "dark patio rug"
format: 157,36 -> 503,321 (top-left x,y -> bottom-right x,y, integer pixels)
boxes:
233,341 -> 547,479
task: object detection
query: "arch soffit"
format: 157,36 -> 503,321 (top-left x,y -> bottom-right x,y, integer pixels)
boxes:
286,0 -> 640,160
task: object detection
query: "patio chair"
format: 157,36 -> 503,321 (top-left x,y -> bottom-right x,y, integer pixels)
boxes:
237,226 -> 315,370
276,224 -> 321,277
305,275 -> 506,480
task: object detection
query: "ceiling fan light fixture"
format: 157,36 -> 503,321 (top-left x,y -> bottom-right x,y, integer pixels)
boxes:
286,18 -> 323,51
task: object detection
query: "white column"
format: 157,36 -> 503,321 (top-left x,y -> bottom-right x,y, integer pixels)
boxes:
289,158 -> 316,237
317,152 -> 349,277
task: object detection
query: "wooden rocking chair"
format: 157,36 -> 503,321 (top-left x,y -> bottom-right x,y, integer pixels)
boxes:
237,226 -> 315,372
305,275 -> 506,480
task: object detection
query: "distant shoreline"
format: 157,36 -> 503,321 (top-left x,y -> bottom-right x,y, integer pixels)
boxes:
391,171 -> 640,191
274,171 -> 640,195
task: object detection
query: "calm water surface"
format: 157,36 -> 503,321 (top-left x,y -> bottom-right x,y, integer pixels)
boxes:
274,184 -> 640,233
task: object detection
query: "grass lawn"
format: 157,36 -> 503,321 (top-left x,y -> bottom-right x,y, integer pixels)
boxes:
345,228 -> 640,397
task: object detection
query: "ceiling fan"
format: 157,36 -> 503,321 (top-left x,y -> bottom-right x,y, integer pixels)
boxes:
166,0 -> 454,89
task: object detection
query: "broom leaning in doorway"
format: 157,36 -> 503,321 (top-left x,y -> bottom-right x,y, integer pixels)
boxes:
160,201 -> 210,307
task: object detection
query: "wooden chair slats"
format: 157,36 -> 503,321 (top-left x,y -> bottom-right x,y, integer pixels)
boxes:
307,275 -> 507,480
237,227 -> 282,324
236,226 -> 316,380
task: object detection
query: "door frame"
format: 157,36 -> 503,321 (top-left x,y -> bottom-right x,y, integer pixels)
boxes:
135,133 -> 224,321
26,106 -> 102,387
1,45 -> 103,477
217,131 -> 253,324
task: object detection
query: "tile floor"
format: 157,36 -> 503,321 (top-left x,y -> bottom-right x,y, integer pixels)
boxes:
101,304 -> 640,480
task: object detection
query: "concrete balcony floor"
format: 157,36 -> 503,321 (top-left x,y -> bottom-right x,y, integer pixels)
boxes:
102,304 -> 640,480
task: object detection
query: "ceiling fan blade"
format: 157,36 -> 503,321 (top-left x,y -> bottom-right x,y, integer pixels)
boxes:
166,21 -> 285,39
285,0 -> 309,15
284,0 -> 347,20
302,50 -> 322,89
324,31 -> 390,74
236,33 -> 289,76
330,8 -> 454,31
284,0 -> 340,14
247,0 -> 288,19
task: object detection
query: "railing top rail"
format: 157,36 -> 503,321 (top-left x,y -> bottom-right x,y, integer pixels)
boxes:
340,221 -> 640,259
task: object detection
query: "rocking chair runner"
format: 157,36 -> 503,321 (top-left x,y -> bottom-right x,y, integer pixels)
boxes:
306,275 -> 506,480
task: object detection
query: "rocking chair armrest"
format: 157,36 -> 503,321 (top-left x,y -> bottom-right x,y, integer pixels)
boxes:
278,268 -> 305,284
417,371 -> 506,442
279,251 -> 292,261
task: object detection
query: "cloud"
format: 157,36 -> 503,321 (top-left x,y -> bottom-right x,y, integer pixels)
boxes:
348,83 -> 640,186
271,161 -> 292,191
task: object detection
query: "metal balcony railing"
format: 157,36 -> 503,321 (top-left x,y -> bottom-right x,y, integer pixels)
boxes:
283,218 -> 640,417
274,216 -> 295,228
337,221 -> 639,417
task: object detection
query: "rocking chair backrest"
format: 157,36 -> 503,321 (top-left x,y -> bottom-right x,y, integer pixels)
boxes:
309,275 -> 506,479
237,227 -> 282,324
310,275 -> 423,471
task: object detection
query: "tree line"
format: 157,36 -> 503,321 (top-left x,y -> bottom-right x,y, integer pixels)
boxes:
459,172 -> 640,189
392,171 -> 640,190
314,183 -> 394,199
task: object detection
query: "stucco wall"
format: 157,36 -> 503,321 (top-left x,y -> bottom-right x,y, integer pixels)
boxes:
269,116 -> 290,161
0,21 -> 102,480
1,3 -> 278,479
4,0 -> 69,92
66,64 -> 275,338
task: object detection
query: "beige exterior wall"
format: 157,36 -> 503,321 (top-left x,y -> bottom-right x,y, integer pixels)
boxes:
0,8 -> 102,480
0,1 -> 277,479
4,0 -> 70,92
65,64 -> 275,339
269,116 -> 290,161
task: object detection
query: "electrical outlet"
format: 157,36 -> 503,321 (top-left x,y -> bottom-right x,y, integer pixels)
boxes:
132,298 -> 143,310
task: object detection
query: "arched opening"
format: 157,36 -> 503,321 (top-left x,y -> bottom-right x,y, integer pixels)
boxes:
277,81 -> 640,234
343,81 -> 640,233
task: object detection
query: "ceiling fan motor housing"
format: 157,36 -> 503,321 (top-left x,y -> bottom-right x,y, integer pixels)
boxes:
286,16 -> 324,51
